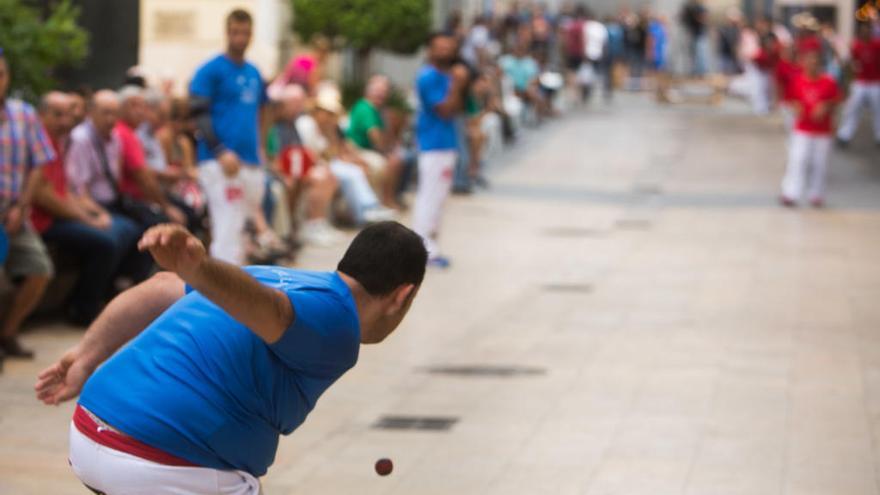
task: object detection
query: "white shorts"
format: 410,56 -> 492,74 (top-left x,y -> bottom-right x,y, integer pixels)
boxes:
69,423 -> 261,494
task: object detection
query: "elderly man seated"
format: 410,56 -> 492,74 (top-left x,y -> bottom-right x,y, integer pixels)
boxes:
345,75 -> 404,210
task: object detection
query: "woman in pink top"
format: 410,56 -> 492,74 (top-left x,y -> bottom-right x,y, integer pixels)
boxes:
270,38 -> 331,96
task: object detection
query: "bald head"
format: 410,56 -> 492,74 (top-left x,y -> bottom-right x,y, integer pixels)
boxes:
365,75 -> 390,106
279,84 -> 307,120
39,91 -> 73,137
90,90 -> 120,138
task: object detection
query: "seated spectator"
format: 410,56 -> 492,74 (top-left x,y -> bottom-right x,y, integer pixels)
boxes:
65,90 -> 154,287
30,93 -> 130,325
296,89 -> 395,226
267,84 -> 340,246
155,98 -> 205,222
270,37 -> 331,97
115,85 -> 186,227
68,88 -> 89,127
0,53 -> 53,361
499,39 -> 551,118
346,75 -> 404,209
137,89 -> 201,232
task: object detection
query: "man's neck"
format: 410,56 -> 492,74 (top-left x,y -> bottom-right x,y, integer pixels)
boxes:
226,50 -> 245,64
338,272 -> 379,340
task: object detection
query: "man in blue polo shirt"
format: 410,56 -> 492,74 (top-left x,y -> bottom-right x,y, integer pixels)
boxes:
189,8 -> 278,265
36,221 -> 426,493
412,32 -> 469,269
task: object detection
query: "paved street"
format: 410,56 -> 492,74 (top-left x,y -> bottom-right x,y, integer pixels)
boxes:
2,93 -> 880,494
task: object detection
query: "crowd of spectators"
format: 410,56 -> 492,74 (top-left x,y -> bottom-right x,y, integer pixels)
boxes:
1,2 -> 877,366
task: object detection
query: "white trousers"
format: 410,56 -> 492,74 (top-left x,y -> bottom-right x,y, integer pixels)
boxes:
837,81 -> 880,142
198,161 -> 266,264
69,423 -> 261,495
329,160 -> 380,224
412,150 -> 457,257
781,131 -> 832,202
748,64 -> 771,115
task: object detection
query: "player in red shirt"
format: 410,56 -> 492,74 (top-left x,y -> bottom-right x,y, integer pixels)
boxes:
752,32 -> 781,115
780,45 -> 842,208
836,23 -> 880,146
775,43 -> 802,133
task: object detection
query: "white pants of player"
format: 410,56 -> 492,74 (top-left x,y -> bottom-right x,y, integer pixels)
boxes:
836,81 -> 880,142
198,160 -> 265,265
748,64 -> 772,115
329,159 -> 380,225
781,131 -> 832,201
412,150 -> 457,258
69,423 -> 261,494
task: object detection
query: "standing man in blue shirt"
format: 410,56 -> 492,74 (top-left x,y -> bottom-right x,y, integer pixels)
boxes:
189,9 -> 277,264
412,32 -> 470,269
35,221 -> 426,493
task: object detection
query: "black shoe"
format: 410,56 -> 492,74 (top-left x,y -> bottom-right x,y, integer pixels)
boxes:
0,337 -> 34,360
473,175 -> 490,190
836,138 -> 849,149
452,184 -> 473,195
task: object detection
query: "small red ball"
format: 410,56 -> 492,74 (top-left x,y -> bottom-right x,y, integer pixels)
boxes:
375,458 -> 393,476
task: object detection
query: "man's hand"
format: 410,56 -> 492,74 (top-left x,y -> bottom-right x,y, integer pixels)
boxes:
812,102 -> 831,122
217,150 -> 241,178
4,205 -> 25,234
451,63 -> 470,86
164,204 -> 187,225
35,345 -> 93,405
84,211 -> 112,230
138,224 -> 206,279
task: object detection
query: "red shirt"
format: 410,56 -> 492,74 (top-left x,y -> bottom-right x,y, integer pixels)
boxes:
114,121 -> 147,200
30,136 -> 66,233
791,73 -> 840,135
753,42 -> 781,71
851,39 -> 880,82
775,58 -> 802,102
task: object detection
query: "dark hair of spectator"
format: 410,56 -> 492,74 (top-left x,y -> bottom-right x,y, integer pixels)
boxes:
124,74 -> 147,88
337,221 -> 427,296
169,97 -> 190,121
226,9 -> 253,28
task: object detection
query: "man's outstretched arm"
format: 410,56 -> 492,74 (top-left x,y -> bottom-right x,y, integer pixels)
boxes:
35,272 -> 185,405
137,224 -> 294,344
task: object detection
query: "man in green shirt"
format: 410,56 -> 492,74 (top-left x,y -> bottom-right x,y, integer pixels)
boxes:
346,75 -> 403,209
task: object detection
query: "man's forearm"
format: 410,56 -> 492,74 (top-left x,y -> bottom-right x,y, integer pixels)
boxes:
77,272 -> 184,371
19,168 -> 44,207
182,258 -> 293,344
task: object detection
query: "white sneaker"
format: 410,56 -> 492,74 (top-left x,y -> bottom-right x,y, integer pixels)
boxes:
362,206 -> 397,224
301,220 -> 340,247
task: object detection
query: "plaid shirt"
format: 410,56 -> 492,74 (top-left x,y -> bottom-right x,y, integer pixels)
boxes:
0,98 -> 56,212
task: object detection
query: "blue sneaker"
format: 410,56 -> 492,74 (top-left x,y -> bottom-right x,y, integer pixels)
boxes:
427,256 -> 451,269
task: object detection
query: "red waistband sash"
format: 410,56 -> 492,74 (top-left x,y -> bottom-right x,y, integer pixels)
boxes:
73,404 -> 198,467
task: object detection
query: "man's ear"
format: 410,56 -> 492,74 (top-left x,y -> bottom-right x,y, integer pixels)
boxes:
386,284 -> 415,315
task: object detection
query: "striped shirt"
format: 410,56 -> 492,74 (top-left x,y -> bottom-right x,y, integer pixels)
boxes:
65,120 -> 122,205
0,98 -> 55,212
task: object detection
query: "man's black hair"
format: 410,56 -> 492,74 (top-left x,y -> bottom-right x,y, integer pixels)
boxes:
227,8 -> 253,27
337,221 -> 427,296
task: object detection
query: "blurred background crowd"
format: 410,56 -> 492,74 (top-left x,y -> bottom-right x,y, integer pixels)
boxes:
0,0 -> 877,365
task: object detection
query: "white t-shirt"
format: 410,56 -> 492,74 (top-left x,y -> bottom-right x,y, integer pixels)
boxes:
583,20 -> 608,62
295,114 -> 328,155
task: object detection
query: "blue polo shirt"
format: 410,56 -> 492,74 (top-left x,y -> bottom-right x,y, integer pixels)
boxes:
415,65 -> 458,151
189,54 -> 267,165
78,267 -> 360,477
